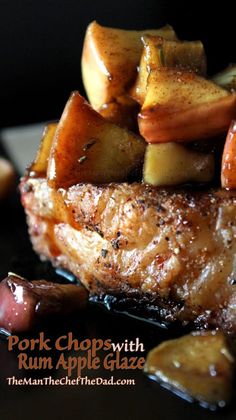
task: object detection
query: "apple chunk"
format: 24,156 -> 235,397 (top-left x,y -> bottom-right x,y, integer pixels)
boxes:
47,92 -> 146,188
221,120 -> 236,189
145,331 -> 234,408
0,158 -> 15,199
98,96 -> 139,132
138,68 -> 236,143
143,143 -> 214,186
81,21 -> 177,111
28,123 -> 57,176
131,35 -> 207,104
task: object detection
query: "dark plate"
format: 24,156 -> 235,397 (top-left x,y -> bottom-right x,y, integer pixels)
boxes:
0,141 -> 235,420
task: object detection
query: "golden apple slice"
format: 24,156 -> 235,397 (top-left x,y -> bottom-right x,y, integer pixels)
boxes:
138,68 -> 236,143
28,123 -> 57,176
143,143 -> 214,186
221,120 -> 236,189
131,35 -> 207,104
47,92 -> 146,188
81,21 -> 177,111
212,64 -> 236,92
145,331 -> 234,408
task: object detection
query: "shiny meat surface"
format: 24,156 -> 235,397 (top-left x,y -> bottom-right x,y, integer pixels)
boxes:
20,177 -> 236,334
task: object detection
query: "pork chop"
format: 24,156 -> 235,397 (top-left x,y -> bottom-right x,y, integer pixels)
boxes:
20,177 -> 236,334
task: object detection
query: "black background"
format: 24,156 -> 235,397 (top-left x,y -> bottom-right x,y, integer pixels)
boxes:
0,0 -> 236,128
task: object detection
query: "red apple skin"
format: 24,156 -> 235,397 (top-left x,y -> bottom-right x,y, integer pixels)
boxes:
221,120 -> 236,190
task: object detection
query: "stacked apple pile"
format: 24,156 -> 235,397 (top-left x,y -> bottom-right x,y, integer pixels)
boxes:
29,22 -> 236,189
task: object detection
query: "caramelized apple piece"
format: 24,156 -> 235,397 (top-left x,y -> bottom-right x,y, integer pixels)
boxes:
0,273 -> 88,333
212,64 -> 236,92
0,157 -> 15,199
47,92 -> 145,188
145,331 -> 234,409
28,123 -> 57,176
221,120 -> 236,189
143,143 -> 214,186
81,21 -> 177,111
131,35 -> 206,104
99,96 -> 139,131
138,68 -> 236,143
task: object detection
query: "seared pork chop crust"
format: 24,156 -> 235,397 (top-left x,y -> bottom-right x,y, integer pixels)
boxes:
20,177 -> 236,334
